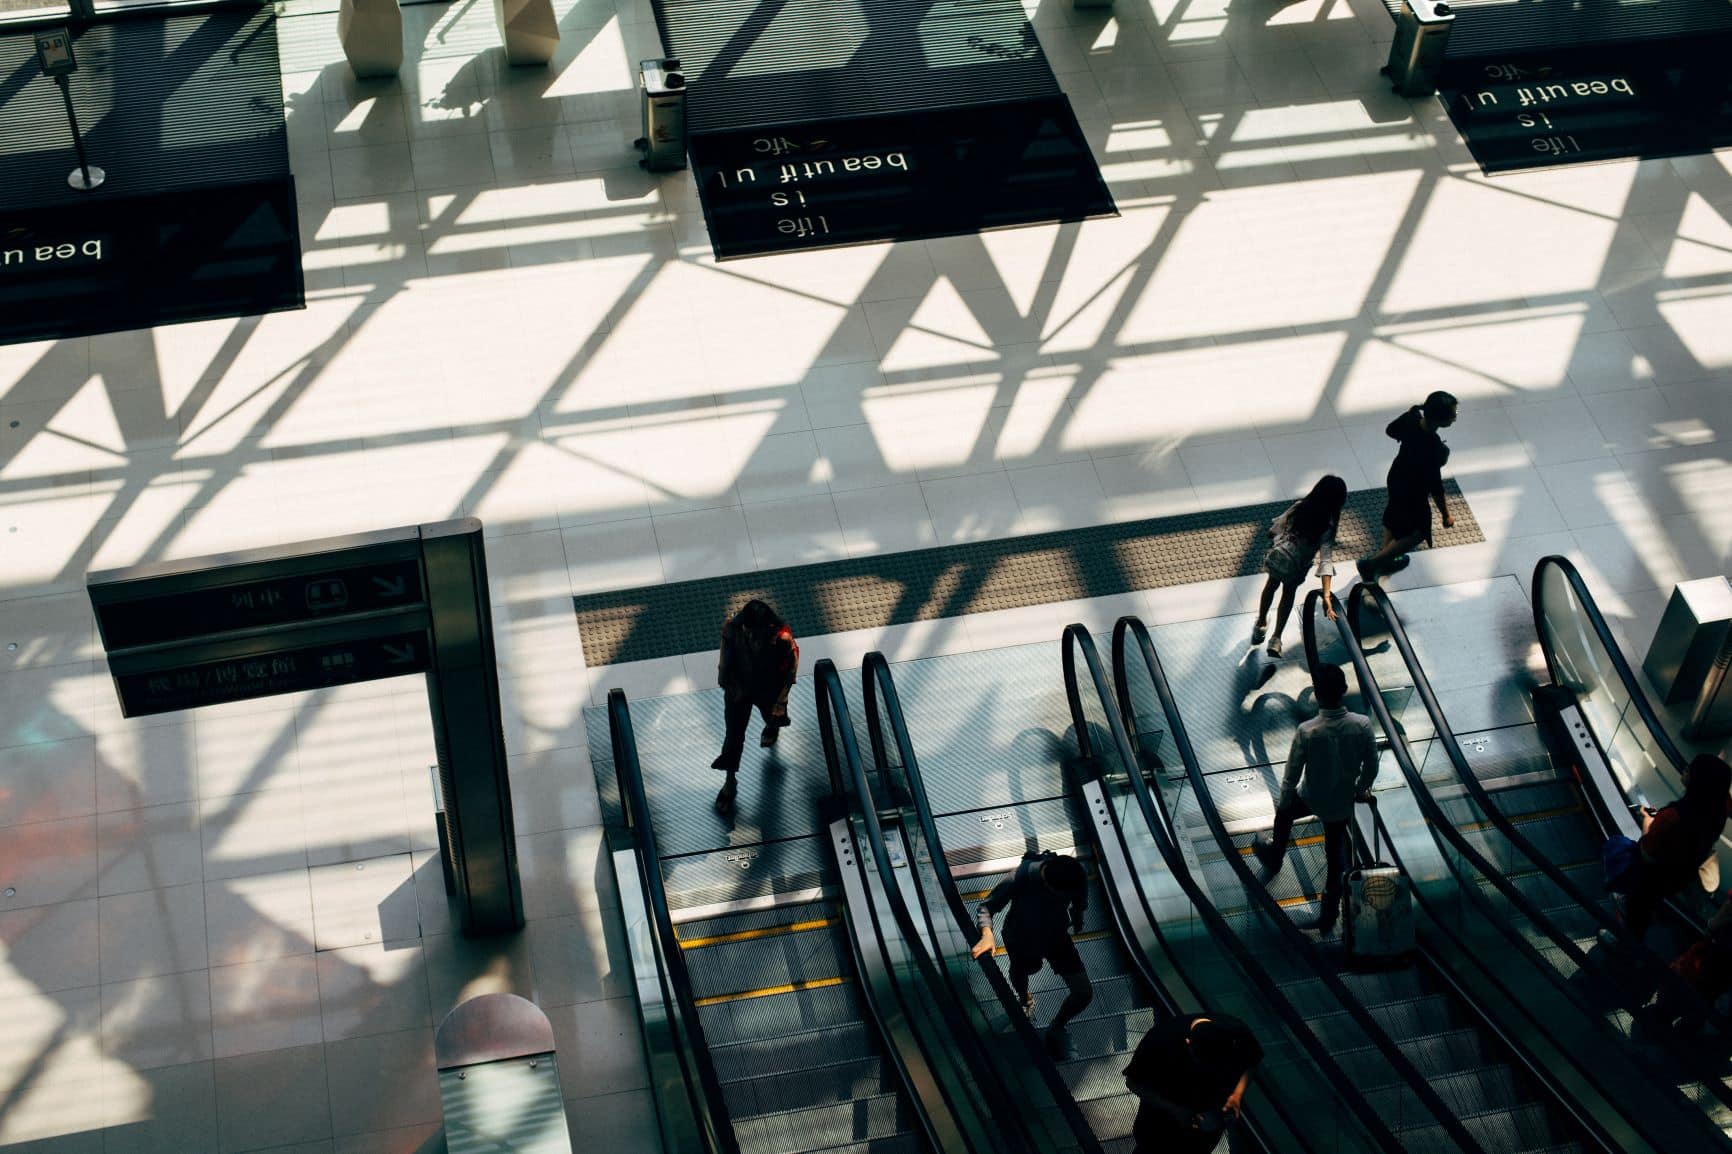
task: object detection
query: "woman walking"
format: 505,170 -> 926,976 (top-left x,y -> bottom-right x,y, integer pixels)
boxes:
710,599 -> 799,815
1253,475 -> 1347,658
1358,391 -> 1457,582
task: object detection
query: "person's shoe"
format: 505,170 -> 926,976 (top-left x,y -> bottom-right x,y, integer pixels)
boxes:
1251,835 -> 1282,880
710,755 -> 738,771
1266,636 -> 1283,659
713,781 -> 737,816
1385,554 -> 1411,575
760,727 -> 779,748
1251,621 -> 1268,645
1043,1024 -> 1072,1061
1019,992 -> 1036,1022
1355,558 -> 1377,583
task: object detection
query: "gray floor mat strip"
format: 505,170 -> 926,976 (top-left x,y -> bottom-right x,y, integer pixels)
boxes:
574,482 -> 1484,667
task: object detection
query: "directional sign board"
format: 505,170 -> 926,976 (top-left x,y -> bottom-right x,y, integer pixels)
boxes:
87,520 -> 522,935
110,624 -> 430,714
95,555 -> 425,652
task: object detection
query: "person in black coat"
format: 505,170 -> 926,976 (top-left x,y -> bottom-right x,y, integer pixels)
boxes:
710,599 -> 799,815
1357,391 -> 1457,582
1123,1013 -> 1263,1153
971,850 -> 1094,1058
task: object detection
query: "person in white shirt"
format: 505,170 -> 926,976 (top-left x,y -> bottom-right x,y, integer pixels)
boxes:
1252,663 -> 1379,934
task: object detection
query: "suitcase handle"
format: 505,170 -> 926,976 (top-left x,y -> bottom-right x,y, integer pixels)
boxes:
1358,795 -> 1381,863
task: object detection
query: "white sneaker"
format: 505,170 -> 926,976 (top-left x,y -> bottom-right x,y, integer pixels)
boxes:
1266,636 -> 1283,658
1251,622 -> 1267,645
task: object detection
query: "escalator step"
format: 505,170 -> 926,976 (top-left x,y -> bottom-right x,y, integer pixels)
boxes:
683,931 -> 853,1002
731,1093 -> 915,1154
1058,1009 -> 1155,1063
1457,1101 -> 1571,1151
989,969 -> 1147,1021
1335,1027 -> 1491,1083
699,982 -> 866,1046
1077,1091 -> 1139,1144
710,1021 -> 879,1081
1357,993 -> 1463,1040
1057,1054 -> 1134,1107
677,900 -> 841,945
804,1133 -> 926,1154
1336,968 -> 1430,1002
722,1057 -> 901,1119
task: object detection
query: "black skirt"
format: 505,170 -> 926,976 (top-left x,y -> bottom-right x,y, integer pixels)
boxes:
1381,482 -> 1432,543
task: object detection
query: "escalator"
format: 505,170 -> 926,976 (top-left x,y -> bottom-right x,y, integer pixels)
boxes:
1344,573 -> 1732,1141
1298,587 -> 1726,1154
1530,554 -> 1729,935
1108,614 -> 1537,1154
603,671 -> 1079,1154
846,630 -> 1451,1152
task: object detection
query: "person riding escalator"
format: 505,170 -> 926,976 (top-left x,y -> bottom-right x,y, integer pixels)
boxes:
1250,663 -> 1378,935
971,850 -> 1094,1061
1607,753 -> 1731,944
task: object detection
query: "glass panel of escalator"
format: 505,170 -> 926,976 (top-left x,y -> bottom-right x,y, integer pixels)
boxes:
1534,564 -> 1670,805
1098,625 -> 1431,1152
877,651 -> 1145,1148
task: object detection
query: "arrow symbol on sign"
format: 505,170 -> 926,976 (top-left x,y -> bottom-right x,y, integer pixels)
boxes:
383,643 -> 416,664
373,575 -> 407,597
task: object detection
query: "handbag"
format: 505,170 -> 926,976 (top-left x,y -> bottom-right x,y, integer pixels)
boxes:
1603,835 -> 1642,894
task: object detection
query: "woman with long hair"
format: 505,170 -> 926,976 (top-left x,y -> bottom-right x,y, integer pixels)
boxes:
1621,754 -> 1732,942
1253,474 -> 1348,658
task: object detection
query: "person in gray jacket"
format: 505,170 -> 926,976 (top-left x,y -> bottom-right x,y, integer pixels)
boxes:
1251,663 -> 1378,934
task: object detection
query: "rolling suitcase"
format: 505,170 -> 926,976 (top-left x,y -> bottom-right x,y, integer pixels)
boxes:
1344,802 -> 1415,968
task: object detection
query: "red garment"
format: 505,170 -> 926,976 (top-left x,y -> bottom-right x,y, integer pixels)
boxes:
1641,807 -> 1706,893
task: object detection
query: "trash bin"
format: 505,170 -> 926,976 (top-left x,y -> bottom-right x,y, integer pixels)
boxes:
635,58 -> 687,173
1643,577 -> 1732,738
1383,0 -> 1453,98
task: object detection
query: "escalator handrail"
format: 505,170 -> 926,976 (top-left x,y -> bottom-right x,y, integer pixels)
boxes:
1103,618 -> 1460,1154
1303,589 -> 1681,1154
1072,627 -> 1423,1154
1348,584 -> 1626,941
1307,586 -> 1627,970
1348,581 -> 1732,1048
813,658 -> 1026,1154
859,653 -> 1105,1154
608,690 -> 740,1154
1531,555 -> 1688,769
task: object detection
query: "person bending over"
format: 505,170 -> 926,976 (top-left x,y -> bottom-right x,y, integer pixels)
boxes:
1124,1013 -> 1263,1154
973,850 -> 1094,1059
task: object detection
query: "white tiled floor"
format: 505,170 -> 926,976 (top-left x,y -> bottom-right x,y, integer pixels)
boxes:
2,0 -> 1731,1146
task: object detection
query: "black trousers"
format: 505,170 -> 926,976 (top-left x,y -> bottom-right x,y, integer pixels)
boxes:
715,693 -> 787,771
1005,933 -> 1093,1031
1267,800 -> 1351,927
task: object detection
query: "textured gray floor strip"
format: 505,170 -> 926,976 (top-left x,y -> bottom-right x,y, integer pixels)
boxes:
574,482 -> 1483,667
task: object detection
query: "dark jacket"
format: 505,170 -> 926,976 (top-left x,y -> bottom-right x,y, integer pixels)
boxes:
1385,406 -> 1450,508
976,851 -> 1087,949
717,615 -> 799,705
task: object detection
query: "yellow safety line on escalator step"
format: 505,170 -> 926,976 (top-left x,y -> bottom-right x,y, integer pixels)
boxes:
678,917 -> 838,950
693,974 -> 850,1007
1459,803 -> 1584,833
1238,835 -> 1325,855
